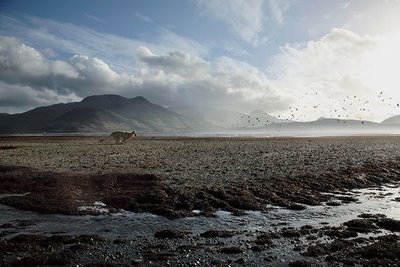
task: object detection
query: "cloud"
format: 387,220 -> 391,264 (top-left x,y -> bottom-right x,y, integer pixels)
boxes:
156,29 -> 208,57
0,35 -> 289,113
194,0 -> 265,45
70,55 -> 119,83
209,57 -> 290,110
267,28 -> 400,121
0,82 -> 79,113
339,2 -> 350,9
0,36 -> 128,97
85,13 -> 102,23
267,0 -> 291,24
130,47 -> 290,111
194,0 -> 291,45
0,15 -> 208,72
136,46 -> 209,77
1,14 -> 399,122
0,36 -> 78,93
271,28 -> 376,80
135,12 -> 153,23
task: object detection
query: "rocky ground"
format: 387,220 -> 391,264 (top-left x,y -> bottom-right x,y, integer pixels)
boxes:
0,212 -> 399,266
0,136 -> 400,266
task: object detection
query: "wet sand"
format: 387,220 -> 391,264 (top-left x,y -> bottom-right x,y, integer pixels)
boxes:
0,136 -> 400,266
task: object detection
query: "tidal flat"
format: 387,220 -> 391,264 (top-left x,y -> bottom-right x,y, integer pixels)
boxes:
0,136 -> 400,266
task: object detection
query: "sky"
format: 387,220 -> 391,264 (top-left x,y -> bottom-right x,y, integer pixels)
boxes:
1,0 -> 400,122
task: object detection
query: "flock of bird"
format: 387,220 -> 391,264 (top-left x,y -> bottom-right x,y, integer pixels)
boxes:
235,90 -> 400,128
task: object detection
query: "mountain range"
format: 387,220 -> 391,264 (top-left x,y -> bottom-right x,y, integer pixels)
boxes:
0,95 -> 195,133
1,94 -> 400,134
381,115 -> 400,125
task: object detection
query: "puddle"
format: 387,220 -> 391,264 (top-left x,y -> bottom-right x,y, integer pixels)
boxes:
78,201 -> 109,214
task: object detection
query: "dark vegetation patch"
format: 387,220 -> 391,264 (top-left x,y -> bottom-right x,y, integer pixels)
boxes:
154,229 -> 189,239
376,218 -> 400,232
219,246 -> 244,254
300,216 -> 400,266
0,145 -> 19,150
0,234 -> 104,266
254,233 -> 275,246
0,166 -> 161,216
304,234 -> 400,266
1,211 -> 399,266
1,137 -> 400,218
288,260 -> 312,267
200,230 -> 237,238
343,219 -> 379,233
1,157 -> 400,218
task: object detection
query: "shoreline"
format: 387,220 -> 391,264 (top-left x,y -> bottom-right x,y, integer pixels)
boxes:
2,133 -> 400,141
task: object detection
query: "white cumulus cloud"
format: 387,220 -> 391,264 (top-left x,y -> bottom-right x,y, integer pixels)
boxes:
0,36 -> 290,113
1,23 -> 400,122
268,28 -> 400,121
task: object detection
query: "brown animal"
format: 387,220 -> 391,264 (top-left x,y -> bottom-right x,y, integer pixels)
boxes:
99,131 -> 136,144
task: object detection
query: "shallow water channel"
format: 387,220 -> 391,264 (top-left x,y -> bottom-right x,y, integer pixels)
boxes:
1,184 -> 399,266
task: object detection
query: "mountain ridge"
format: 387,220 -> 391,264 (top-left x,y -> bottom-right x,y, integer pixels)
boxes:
381,115 -> 400,124
1,94 -> 400,134
0,95 -> 197,133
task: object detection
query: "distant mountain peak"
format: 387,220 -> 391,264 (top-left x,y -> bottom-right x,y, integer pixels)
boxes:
81,94 -> 127,103
81,95 -> 151,105
317,117 -> 328,121
249,109 -> 268,115
80,94 -> 153,109
381,114 -> 400,124
0,94 -> 194,133
130,96 -> 150,103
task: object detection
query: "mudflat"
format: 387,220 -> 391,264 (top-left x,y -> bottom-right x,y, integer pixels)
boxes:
1,136 -> 400,217
1,136 -> 400,266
